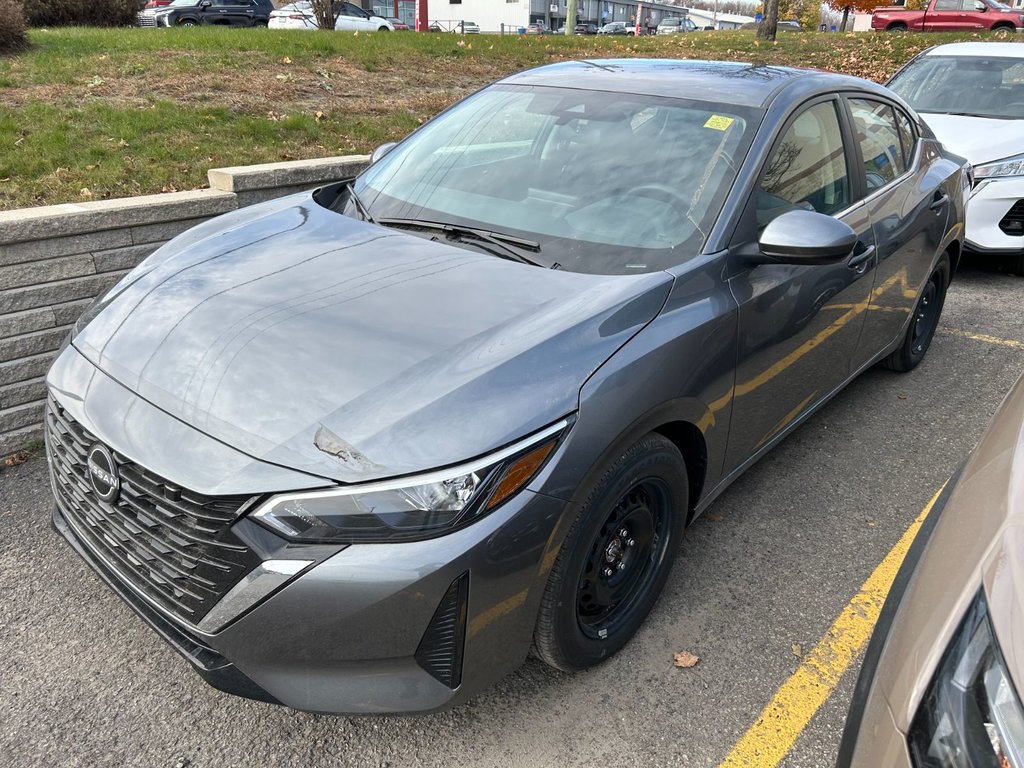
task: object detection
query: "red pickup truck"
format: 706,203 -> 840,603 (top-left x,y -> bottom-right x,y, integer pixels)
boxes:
872,0 -> 1024,31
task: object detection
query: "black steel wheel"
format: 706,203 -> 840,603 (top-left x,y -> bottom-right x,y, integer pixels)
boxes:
883,253 -> 949,372
533,433 -> 688,672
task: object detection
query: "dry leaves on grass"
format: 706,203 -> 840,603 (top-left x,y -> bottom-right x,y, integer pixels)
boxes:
3,450 -> 31,467
673,651 -> 699,669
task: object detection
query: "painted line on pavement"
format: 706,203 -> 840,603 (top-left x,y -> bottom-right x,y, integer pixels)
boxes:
717,484 -> 946,768
937,326 -> 1024,351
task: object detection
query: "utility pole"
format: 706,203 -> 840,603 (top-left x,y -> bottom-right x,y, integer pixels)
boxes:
566,0 -> 576,34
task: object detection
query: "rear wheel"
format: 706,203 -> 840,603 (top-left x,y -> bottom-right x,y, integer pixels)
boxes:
882,253 -> 950,372
887,22 -> 908,31
533,433 -> 688,672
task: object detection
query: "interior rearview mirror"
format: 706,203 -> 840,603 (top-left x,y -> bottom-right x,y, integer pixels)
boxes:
756,210 -> 858,265
371,142 -> 398,165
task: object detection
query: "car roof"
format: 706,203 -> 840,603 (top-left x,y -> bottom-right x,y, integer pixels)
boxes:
501,59 -> 879,109
921,42 -> 1024,57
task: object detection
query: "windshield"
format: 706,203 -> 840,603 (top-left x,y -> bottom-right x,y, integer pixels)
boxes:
889,54 -> 1024,119
661,18 -> 680,25
355,86 -> 755,274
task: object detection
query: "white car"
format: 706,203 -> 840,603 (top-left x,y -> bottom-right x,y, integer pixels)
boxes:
889,42 -> 1024,273
458,20 -> 480,33
656,17 -> 696,34
268,1 -> 393,31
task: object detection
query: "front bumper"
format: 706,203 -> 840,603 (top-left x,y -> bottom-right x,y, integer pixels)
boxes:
52,453 -> 568,714
965,178 -> 1024,254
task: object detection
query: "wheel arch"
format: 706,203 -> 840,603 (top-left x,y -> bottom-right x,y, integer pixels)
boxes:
652,420 -> 708,522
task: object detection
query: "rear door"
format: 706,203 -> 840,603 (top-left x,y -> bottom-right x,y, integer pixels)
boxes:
723,97 -> 877,471
845,96 -> 949,369
926,0 -> 970,29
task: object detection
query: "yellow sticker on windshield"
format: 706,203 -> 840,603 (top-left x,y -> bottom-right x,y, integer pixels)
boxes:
704,115 -> 735,131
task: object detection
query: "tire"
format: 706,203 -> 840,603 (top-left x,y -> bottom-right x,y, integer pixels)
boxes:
882,253 -> 950,372
1005,252 -> 1024,276
378,25 -> 390,31
533,433 -> 688,672
179,19 -> 197,26
993,23 -> 1016,33
887,22 -> 907,31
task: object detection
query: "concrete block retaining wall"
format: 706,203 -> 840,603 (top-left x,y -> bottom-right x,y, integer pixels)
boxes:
0,155 -> 369,455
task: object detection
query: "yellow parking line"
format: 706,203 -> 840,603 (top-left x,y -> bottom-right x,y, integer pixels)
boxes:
717,484 -> 946,768
938,326 -> 1024,351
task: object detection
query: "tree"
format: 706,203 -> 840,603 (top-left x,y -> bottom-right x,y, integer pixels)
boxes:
310,0 -> 341,30
758,0 -> 780,39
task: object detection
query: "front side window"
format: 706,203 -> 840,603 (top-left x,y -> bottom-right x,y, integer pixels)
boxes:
849,99 -> 907,191
757,101 -> 850,227
354,84 -> 757,274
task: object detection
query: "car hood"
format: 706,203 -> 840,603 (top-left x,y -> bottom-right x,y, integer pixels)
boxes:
918,113 -> 1024,166
73,192 -> 672,485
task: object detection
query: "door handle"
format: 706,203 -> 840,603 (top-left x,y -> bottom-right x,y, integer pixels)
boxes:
930,191 -> 950,211
847,245 -> 875,271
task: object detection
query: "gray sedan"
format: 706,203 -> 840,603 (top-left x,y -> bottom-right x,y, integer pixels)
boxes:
47,59 -> 967,714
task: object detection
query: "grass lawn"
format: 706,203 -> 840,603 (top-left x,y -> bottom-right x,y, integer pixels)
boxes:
1,26 -> 1020,210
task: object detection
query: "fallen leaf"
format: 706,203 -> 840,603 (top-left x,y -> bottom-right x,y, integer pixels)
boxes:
3,450 -> 31,467
314,110 -> 324,123
79,187 -> 92,197
866,518 -> 877,528
897,393 -> 908,400
673,651 -> 699,668
705,513 -> 722,522
281,56 -> 292,64
791,643 -> 802,658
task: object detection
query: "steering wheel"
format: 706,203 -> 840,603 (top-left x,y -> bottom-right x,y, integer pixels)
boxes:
626,184 -> 690,209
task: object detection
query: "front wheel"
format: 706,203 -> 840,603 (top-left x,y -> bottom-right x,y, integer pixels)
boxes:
378,25 -> 390,31
882,253 -> 949,372
533,433 -> 688,672
178,19 -> 197,26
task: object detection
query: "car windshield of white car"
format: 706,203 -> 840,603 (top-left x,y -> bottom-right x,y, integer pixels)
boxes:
890,55 -> 1024,120
354,84 -> 757,274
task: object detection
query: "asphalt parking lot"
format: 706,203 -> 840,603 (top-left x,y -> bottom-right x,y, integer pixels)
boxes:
1,262 -> 1022,768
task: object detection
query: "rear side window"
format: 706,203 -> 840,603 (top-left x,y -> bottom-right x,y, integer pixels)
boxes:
757,101 -> 850,227
895,108 -> 916,167
848,99 -> 907,191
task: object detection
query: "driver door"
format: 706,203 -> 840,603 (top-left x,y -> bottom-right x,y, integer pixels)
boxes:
723,97 -> 877,473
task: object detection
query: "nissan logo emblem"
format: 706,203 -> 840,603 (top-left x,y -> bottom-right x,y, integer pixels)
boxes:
86,444 -> 120,503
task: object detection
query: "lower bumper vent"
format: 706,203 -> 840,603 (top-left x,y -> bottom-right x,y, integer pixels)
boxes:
998,199 -> 1024,236
415,572 -> 469,689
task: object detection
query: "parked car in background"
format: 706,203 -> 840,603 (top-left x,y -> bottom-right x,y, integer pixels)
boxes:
872,0 -> 1024,32
525,22 -> 551,34
138,0 -> 273,27
656,17 -> 697,34
458,20 -> 480,33
49,59 -> 966,715
387,16 -> 408,30
598,20 -> 632,34
142,0 -> 172,7
576,22 -> 600,33
838,370 -> 1024,768
267,1 -> 393,30
888,42 -> 1024,273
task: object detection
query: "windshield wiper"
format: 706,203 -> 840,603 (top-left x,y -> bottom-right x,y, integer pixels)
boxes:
345,182 -> 377,224
376,217 -> 545,267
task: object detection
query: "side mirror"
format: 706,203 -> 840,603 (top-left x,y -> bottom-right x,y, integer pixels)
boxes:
757,210 -> 857,265
974,0 -> 987,9
371,142 -> 397,165
200,0 -> 211,6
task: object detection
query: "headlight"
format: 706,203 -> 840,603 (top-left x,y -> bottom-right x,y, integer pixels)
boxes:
973,154 -> 1024,180
251,420 -> 568,543
909,593 -> 1024,767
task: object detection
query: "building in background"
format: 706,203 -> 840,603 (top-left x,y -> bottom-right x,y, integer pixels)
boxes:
377,0 -> 692,33
684,7 -> 754,28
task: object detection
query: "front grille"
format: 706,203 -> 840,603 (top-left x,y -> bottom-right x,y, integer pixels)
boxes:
46,395 -> 262,627
136,12 -> 157,26
998,200 -> 1024,236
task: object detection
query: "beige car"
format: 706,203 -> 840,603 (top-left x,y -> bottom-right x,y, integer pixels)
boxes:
839,371 -> 1024,767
